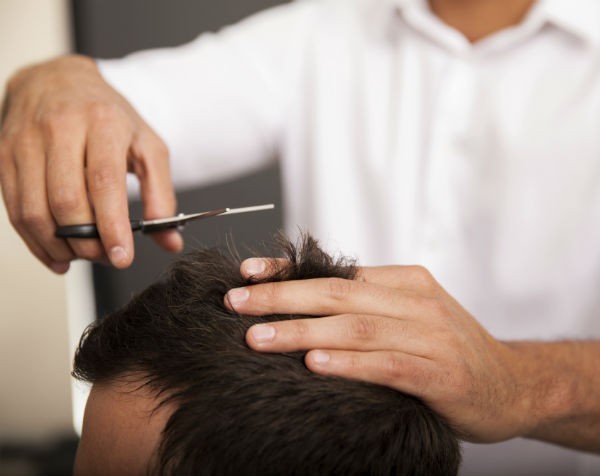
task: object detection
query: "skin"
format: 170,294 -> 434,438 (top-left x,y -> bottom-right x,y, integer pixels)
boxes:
429,0 -> 535,43
74,379 -> 173,476
0,55 -> 182,272
226,259 -> 600,451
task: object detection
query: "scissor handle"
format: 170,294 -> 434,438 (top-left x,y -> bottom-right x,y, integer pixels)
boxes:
55,219 -> 144,239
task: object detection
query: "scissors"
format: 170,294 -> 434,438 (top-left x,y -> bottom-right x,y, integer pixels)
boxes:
55,204 -> 275,239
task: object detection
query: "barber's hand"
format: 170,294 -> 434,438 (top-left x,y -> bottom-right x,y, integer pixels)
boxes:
0,55 -> 182,273
225,260 -> 535,443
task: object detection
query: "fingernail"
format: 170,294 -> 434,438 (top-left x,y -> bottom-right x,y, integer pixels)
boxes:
50,262 -> 70,274
244,258 -> 266,276
227,287 -> 250,308
249,324 -> 276,343
311,350 -> 330,364
109,246 -> 129,267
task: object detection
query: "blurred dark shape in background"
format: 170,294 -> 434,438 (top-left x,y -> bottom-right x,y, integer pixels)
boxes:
0,434 -> 78,476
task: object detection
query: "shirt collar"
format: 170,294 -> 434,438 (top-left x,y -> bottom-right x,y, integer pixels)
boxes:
388,0 -> 600,48
536,0 -> 600,45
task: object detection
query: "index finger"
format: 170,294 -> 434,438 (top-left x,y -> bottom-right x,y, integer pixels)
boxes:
241,258 -> 441,295
224,277 -> 424,318
86,121 -> 133,268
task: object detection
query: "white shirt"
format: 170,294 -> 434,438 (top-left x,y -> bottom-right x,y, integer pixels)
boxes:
98,0 -> 600,473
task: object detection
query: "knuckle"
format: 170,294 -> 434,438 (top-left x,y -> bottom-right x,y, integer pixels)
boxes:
383,354 -> 405,380
7,207 -> 23,229
130,135 -> 170,179
38,109 -> 72,135
135,130 -> 169,158
384,356 -> 427,385
291,320 -> 310,341
88,166 -> 119,193
347,315 -> 378,341
88,102 -> 121,124
150,136 -> 169,160
260,283 -> 281,307
12,125 -> 38,152
410,265 -> 434,284
20,206 -> 46,230
48,188 -> 83,215
433,325 -> 464,357
326,277 -> 353,300
408,265 -> 441,295
252,283 -> 282,313
421,296 -> 448,318
347,353 -> 362,372
73,242 -> 104,262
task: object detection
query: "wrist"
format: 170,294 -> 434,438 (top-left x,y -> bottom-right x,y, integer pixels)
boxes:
503,341 -> 577,438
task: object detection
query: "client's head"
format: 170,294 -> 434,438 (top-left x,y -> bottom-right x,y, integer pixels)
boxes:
72,234 -> 461,476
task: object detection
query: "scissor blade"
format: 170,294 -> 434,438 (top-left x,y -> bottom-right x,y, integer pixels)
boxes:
140,208 -> 229,232
219,204 -> 275,216
140,203 -> 274,233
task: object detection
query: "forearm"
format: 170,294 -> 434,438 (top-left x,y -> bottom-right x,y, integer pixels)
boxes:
508,340 -> 600,452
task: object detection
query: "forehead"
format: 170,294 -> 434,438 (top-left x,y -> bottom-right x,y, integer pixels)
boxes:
74,380 -> 174,476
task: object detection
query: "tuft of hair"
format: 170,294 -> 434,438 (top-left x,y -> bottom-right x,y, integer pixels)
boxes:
73,233 -> 461,476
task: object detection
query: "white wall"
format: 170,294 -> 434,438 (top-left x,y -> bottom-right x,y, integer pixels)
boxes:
0,0 -> 74,440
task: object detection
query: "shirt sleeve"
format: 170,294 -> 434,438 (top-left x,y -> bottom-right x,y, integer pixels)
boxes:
97,1 -> 315,190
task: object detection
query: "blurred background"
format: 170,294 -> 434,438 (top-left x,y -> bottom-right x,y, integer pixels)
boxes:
0,2 -> 74,475
3,1 -> 600,476
0,0 -> 284,474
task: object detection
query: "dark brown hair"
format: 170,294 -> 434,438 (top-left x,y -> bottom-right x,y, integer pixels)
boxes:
73,234 -> 461,475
